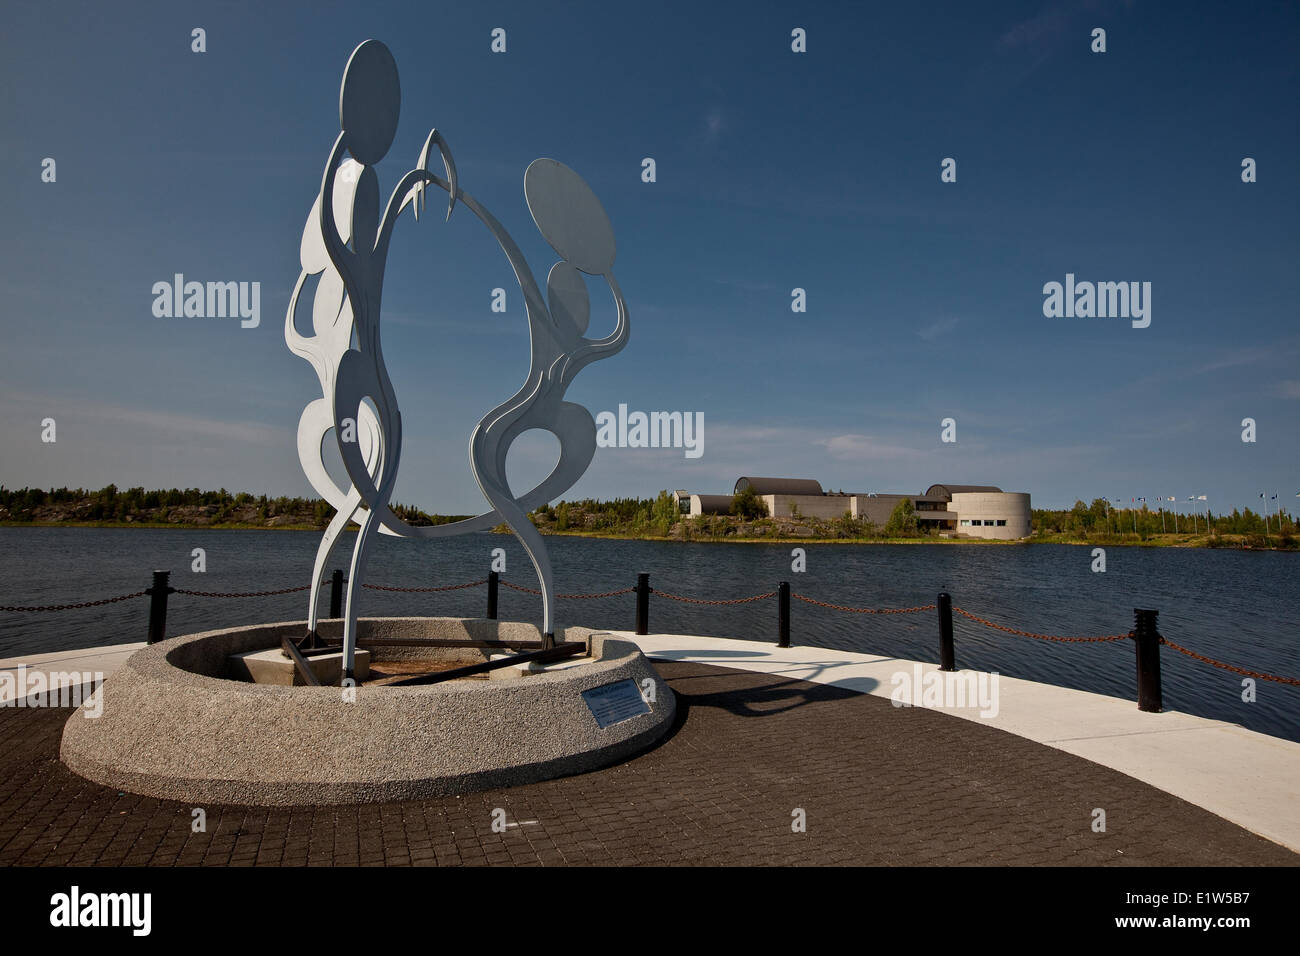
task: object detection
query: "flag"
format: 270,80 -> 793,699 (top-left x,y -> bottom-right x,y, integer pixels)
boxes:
1196,495 -> 1207,501
1272,494 -> 1278,501
1167,497 -> 1176,501
1138,497 -> 1146,502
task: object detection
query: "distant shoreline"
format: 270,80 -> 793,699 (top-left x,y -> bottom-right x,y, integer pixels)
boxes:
2,520 -> 1293,550
4,488 -> 1292,550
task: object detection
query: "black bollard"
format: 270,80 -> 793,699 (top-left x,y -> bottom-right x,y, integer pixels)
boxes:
937,592 -> 955,671
1134,608 -> 1163,713
146,570 -> 173,645
778,581 -> 790,648
329,569 -> 343,619
487,571 -> 499,620
635,573 -> 650,635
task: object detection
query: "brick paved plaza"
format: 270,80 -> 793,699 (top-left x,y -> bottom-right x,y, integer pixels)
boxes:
1,660 -> 1294,866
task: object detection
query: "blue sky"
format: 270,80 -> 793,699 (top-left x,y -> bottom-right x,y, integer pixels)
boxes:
0,0 -> 1296,514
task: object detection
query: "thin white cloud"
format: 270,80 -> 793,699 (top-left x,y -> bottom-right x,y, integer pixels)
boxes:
702,108 -> 725,145
999,4 -> 1073,51
86,403 -> 283,446
816,433 -> 926,462
712,277 -> 777,294
0,390 -> 282,446
1195,347 -> 1273,374
916,316 -> 960,341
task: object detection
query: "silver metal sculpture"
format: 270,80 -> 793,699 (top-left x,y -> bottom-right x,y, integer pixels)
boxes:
286,40 -> 628,680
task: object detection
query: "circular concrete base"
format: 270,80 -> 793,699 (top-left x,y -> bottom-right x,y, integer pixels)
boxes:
60,618 -> 675,806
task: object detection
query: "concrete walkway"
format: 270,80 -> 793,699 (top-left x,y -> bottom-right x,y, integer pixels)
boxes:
612,630 -> 1300,853
0,643 -> 144,705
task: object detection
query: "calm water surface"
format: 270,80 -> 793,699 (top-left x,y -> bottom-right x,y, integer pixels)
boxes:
1,528 -> 1296,742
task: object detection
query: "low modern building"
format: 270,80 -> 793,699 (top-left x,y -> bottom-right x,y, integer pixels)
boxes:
681,477 -> 1031,539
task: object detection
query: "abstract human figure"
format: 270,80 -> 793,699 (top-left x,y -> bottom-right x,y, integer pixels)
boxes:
372,160 -> 628,643
287,152 -> 450,642
302,39 -> 454,678
285,156 -> 384,635
464,160 -> 628,642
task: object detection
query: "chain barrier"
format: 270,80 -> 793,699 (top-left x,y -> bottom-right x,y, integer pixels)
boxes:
362,579 -> 486,593
0,591 -> 146,613
952,606 -> 1131,643
4,576 -> 1299,686
500,580 -> 635,599
173,585 -> 314,598
793,593 -> 935,615
1160,637 -> 1300,686
655,588 -> 776,605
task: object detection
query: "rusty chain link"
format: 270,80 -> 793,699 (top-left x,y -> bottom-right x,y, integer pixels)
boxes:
173,585 -> 314,598
0,591 -> 147,613
793,593 -> 935,614
1159,637 -> 1300,685
655,588 -> 776,605
362,579 -> 486,593
499,580 -> 635,599
953,606 -> 1132,643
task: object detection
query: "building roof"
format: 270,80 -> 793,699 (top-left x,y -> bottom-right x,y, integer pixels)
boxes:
925,483 -> 1003,498
691,494 -> 735,514
734,477 -> 824,496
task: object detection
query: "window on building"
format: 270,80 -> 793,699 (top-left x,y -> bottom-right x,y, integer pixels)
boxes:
960,520 -> 970,526
983,520 -> 994,526
996,519 -> 1007,526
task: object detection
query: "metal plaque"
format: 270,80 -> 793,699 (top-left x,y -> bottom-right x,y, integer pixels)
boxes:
581,679 -> 651,729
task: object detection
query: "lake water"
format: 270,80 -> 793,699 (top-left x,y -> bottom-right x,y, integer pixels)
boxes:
1,527 -> 1296,742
